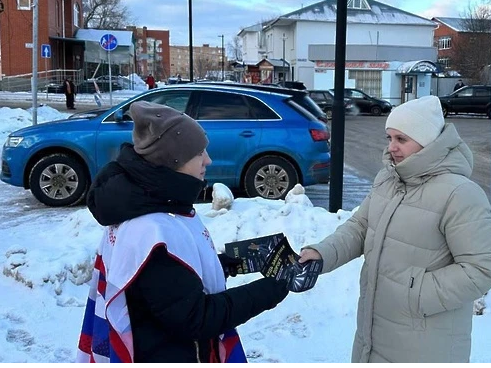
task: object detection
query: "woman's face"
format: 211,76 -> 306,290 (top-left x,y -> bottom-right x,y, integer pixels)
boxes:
176,149 -> 212,180
386,128 -> 423,164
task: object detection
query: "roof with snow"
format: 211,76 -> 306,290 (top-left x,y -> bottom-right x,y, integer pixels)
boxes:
269,0 -> 436,27
432,17 -> 491,32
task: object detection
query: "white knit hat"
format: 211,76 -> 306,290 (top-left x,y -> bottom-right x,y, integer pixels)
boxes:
385,95 -> 445,147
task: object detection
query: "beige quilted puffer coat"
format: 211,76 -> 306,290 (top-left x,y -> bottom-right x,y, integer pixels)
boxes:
309,123 -> 491,362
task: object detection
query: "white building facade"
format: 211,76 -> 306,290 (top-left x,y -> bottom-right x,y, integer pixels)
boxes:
238,0 -> 439,105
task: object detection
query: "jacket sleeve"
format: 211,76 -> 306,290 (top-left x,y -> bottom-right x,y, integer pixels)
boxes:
420,182 -> 491,317
304,193 -> 370,273
126,247 -> 289,341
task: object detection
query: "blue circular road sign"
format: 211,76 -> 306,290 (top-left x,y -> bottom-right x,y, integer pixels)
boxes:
100,34 -> 118,51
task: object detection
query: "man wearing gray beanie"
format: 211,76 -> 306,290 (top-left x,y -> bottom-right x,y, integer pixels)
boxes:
130,101 -> 209,170
78,101 -> 290,363
299,95 -> 491,362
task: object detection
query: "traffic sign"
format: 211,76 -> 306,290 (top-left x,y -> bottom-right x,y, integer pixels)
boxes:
100,34 -> 118,52
41,44 -> 51,58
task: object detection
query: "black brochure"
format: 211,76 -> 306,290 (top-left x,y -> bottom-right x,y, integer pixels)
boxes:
224,233 -> 323,292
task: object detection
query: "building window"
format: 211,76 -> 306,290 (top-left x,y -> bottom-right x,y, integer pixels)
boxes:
438,57 -> 450,68
347,0 -> 370,10
438,37 -> 451,50
17,0 -> 30,10
74,3 -> 80,28
348,70 -> 382,98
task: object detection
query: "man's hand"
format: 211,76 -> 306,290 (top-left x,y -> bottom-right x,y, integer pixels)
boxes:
217,253 -> 243,278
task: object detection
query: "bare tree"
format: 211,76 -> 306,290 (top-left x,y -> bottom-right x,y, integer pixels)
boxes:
194,55 -> 215,79
227,36 -> 243,61
83,0 -> 133,29
453,1 -> 491,82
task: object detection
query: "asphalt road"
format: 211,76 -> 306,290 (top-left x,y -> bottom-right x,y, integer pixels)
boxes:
341,113 -> 491,201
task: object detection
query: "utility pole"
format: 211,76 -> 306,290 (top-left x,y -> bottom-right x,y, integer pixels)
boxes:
32,0 -> 38,125
218,34 -> 224,81
188,0 -> 193,81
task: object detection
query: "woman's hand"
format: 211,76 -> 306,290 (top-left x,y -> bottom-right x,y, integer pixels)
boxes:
298,248 -> 322,263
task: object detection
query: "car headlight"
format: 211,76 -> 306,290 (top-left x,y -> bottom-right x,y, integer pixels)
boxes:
4,136 -> 24,147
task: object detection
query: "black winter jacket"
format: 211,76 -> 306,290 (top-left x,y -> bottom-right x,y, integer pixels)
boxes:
87,144 -> 289,362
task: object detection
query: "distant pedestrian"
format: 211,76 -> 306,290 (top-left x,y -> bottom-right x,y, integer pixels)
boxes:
453,79 -> 465,91
62,78 -> 76,110
145,73 -> 156,89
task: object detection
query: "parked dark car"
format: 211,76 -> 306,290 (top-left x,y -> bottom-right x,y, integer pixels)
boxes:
438,85 -> 491,118
167,77 -> 192,84
284,81 -> 307,90
260,81 -> 307,90
45,83 -> 65,94
1,84 -> 331,207
332,88 -> 392,116
308,90 -> 355,120
77,77 -> 125,94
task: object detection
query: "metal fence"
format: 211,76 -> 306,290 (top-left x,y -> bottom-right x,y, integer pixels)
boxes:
0,69 -> 83,93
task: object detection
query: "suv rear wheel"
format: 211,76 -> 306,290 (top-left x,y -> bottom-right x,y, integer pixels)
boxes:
244,156 -> 299,200
29,154 -> 89,207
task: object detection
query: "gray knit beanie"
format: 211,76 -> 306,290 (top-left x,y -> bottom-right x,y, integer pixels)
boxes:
130,101 -> 209,169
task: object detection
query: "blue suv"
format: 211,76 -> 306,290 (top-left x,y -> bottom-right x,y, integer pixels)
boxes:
1,84 -> 331,207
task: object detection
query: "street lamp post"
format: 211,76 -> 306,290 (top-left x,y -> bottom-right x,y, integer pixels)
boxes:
188,0 -> 193,81
282,33 -> 287,87
218,34 -> 224,81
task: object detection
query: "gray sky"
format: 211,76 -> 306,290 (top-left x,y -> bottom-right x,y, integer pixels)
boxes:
121,0 -> 467,48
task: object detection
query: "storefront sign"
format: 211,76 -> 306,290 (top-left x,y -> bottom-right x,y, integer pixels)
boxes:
411,61 -> 436,72
315,61 -> 390,69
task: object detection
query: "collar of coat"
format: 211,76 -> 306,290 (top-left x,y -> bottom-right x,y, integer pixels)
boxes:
87,143 -> 207,226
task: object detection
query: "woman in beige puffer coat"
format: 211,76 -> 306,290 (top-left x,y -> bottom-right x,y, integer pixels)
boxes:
300,96 -> 491,363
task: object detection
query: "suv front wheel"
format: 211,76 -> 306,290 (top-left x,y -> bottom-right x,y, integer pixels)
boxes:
29,154 -> 89,207
244,156 -> 299,200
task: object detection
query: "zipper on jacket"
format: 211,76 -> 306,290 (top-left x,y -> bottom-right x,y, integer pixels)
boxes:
194,340 -> 201,363
409,277 -> 414,288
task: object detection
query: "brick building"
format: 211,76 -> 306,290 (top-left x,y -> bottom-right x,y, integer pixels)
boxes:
127,26 -> 170,82
0,0 -> 83,77
170,44 -> 226,80
432,17 -> 491,79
